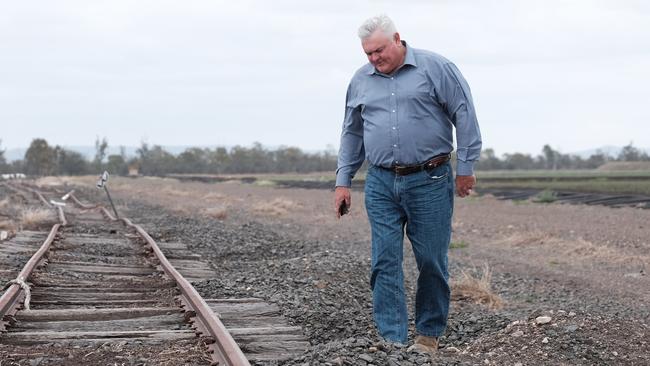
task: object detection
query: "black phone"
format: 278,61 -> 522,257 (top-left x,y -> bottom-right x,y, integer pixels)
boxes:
339,201 -> 349,216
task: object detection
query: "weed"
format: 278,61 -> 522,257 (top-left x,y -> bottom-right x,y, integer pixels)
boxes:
534,189 -> 557,203
0,197 -> 10,209
0,220 -> 16,231
450,241 -> 469,249
254,180 -> 277,187
20,208 -> 52,228
253,198 -> 300,216
203,206 -> 228,220
451,263 -> 504,310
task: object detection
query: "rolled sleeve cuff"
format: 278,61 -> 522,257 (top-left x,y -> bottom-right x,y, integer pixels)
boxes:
335,173 -> 352,187
456,160 -> 475,176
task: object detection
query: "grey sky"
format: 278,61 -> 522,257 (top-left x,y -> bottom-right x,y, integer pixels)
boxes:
1,1 -> 649,156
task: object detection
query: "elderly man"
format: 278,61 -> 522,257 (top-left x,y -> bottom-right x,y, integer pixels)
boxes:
334,15 -> 482,354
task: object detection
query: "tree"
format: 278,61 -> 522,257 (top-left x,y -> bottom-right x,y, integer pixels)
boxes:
618,142 -> 648,161
210,147 -> 230,173
177,148 -> 209,174
55,147 -> 89,175
106,154 -> 128,176
93,137 -> 109,172
136,142 -> 176,175
24,138 -> 57,176
475,148 -> 502,170
0,139 -> 8,173
542,144 -> 559,170
502,152 -> 536,170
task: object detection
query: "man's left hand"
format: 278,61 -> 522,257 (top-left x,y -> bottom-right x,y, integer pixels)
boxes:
455,175 -> 476,197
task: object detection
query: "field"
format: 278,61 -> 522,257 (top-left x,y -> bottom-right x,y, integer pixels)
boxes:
476,169 -> 650,196
13,172 -> 650,364
166,168 -> 650,197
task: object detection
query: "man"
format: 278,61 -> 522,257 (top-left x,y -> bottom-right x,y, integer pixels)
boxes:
334,15 -> 482,354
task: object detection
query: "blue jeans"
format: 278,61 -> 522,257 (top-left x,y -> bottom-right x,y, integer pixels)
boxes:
364,162 -> 454,344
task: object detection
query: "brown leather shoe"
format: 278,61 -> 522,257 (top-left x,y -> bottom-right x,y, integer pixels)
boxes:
407,335 -> 438,355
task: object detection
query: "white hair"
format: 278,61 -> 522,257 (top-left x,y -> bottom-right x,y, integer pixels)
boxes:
358,14 -> 397,40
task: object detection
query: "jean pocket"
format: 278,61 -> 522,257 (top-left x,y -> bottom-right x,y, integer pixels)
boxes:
424,164 -> 449,182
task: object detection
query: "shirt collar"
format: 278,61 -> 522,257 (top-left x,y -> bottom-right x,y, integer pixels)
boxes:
367,41 -> 417,75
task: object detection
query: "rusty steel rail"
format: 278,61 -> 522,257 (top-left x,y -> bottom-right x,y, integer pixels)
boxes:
0,205 -> 65,331
65,192 -> 250,366
15,184 -> 52,208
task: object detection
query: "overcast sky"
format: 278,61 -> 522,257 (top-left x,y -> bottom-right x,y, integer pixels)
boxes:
1,1 -> 649,156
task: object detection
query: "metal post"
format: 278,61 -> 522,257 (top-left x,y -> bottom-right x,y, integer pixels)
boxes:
103,185 -> 119,219
97,171 -> 119,219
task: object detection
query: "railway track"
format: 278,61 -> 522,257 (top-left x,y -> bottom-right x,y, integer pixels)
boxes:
0,182 -> 308,365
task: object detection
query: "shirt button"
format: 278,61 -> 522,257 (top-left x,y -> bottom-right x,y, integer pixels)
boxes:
391,77 -> 394,80
391,92 -> 395,95
393,144 -> 397,147
391,110 -> 395,113
392,126 -> 396,130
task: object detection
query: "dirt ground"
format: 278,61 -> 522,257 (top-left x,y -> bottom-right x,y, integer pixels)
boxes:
39,175 -> 650,365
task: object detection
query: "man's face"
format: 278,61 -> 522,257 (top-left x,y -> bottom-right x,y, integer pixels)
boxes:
362,30 -> 403,74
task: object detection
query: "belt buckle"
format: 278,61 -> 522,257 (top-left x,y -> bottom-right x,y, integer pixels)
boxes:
394,164 -> 419,176
394,165 -> 407,175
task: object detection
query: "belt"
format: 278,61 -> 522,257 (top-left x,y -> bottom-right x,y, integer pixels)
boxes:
382,154 -> 451,176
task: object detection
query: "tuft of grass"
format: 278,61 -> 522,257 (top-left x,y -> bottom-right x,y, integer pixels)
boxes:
35,176 -> 65,187
0,220 -> 17,232
450,241 -> 469,249
254,179 -> 277,187
0,197 -> 11,209
202,192 -> 226,200
20,208 -> 53,228
160,186 -> 191,197
253,198 -> 299,216
203,206 -> 228,220
451,263 -> 504,310
533,189 -> 557,203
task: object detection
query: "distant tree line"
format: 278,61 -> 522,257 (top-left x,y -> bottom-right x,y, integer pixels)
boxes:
0,138 -> 338,176
1,138 -> 648,177
475,143 -> 649,170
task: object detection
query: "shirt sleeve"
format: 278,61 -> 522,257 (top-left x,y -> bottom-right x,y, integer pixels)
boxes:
335,82 -> 365,187
436,63 -> 482,176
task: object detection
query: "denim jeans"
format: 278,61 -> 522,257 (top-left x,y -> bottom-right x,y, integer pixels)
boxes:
364,162 -> 454,344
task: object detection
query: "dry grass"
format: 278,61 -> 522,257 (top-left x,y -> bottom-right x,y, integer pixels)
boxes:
253,198 -> 300,216
202,192 -> 226,200
20,208 -> 53,228
598,161 -> 650,171
0,197 -> 10,209
202,206 -> 229,220
160,186 -> 191,197
451,263 -> 504,310
0,219 -> 17,232
498,231 -> 648,265
35,176 -> 66,187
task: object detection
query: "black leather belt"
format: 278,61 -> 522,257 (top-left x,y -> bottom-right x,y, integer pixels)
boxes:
383,154 -> 451,176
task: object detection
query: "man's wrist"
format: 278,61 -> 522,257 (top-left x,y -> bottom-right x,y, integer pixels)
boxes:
335,174 -> 352,187
456,160 -> 475,176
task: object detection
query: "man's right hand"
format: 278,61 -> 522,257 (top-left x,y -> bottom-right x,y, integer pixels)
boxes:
334,186 -> 351,219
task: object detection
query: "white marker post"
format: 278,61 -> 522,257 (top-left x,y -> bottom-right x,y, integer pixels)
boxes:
97,171 -> 119,219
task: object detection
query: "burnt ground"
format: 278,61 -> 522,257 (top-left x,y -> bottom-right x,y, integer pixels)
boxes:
30,177 -> 650,365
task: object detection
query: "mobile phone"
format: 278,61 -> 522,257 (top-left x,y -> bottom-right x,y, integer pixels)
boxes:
339,201 -> 349,216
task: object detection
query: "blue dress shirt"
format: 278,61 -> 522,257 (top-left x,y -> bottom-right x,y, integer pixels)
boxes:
336,42 -> 482,187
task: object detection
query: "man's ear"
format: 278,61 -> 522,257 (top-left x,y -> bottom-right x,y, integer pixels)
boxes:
393,32 -> 401,44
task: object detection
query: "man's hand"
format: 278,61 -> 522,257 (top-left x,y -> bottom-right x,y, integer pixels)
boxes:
455,175 -> 476,197
334,186 -> 351,219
